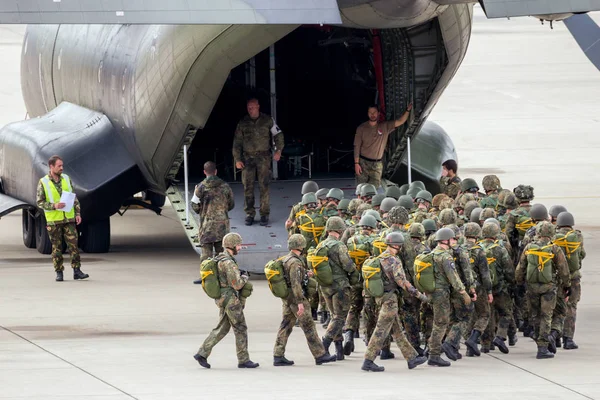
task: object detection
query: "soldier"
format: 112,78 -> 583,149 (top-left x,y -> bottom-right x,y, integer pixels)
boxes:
460,178 -> 483,200
516,222 -> 571,359
273,234 -> 338,366
371,194 -> 386,212
36,155 -> 88,282
398,195 -> 415,213
360,184 -> 377,204
479,175 -> 502,209
341,203 -> 372,244
411,190 -> 433,223
498,192 -> 519,232
194,233 -> 258,369
315,188 -> 330,208
361,233 -> 429,372
295,193 -> 326,252
406,186 -> 421,200
438,209 -> 462,242
354,104 -> 412,189
440,160 -> 461,199
347,198 -> 364,221
321,188 -> 345,219
470,207 -> 483,224
554,212 -> 585,350
380,197 -> 398,223
549,205 -> 567,225
406,223 -> 430,353
385,185 -> 402,200
192,161 -> 235,284
232,98 -> 284,226
455,193 -> 477,227
285,180 -> 319,235
505,184 -> 535,256
422,219 -> 438,240
337,198 -> 351,221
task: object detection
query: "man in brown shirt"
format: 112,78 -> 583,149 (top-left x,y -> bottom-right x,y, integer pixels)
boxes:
354,104 -> 412,189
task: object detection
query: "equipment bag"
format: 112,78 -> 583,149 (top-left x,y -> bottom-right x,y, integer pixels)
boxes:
347,233 -> 372,270
297,211 -> 326,249
307,241 -> 334,286
514,212 -> 534,240
240,281 -> 253,298
200,257 -> 222,299
525,244 -> 554,284
362,255 -> 384,298
479,241 -> 500,287
554,230 -> 581,274
414,251 -> 436,294
264,256 -> 290,298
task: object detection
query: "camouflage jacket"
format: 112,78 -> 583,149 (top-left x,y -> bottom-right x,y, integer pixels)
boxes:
479,238 -> 514,294
439,176 -> 461,199
451,244 -> 475,292
479,192 -> 499,209
466,241 -> 492,294
516,237 -> 570,288
36,173 -> 81,226
215,251 -> 248,305
321,235 -> 358,291
505,204 -> 532,243
380,250 -> 413,293
432,245 -> 465,293
192,176 -> 234,245
287,201 -> 303,235
283,252 -> 308,305
379,226 -> 416,283
232,113 -> 284,162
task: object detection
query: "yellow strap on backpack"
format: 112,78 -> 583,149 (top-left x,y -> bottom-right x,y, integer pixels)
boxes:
299,214 -> 325,245
307,255 -> 328,268
553,231 -> 580,258
525,245 -> 554,271
265,256 -> 286,281
348,240 -> 370,267
414,259 -> 432,282
362,264 -> 380,289
486,257 -> 496,265
516,218 -> 535,232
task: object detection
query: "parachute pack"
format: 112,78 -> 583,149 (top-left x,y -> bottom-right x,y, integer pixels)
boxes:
525,244 -> 554,284
478,241 -> 500,287
554,230 -> 582,274
200,256 -> 222,299
362,255 -> 385,298
307,241 -> 334,286
264,256 -> 291,298
347,233 -> 372,270
514,212 -> 534,239
414,251 -> 437,293
296,210 -> 326,249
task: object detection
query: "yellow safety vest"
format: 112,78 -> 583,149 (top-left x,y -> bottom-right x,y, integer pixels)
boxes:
40,174 -> 76,222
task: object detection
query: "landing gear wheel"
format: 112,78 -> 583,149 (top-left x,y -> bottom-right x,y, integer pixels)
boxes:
22,209 -> 36,249
35,214 -> 52,255
143,191 -> 166,208
79,219 -> 110,253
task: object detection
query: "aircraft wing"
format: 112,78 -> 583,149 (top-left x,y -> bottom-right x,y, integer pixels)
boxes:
0,0 -> 341,24
564,13 -> 600,70
479,0 -> 600,18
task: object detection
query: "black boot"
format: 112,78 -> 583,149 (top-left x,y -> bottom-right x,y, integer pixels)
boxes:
238,360 -> 260,368
322,336 -> 333,354
322,312 -> 331,329
555,336 -> 562,348
55,271 -> 64,282
563,337 -> 578,350
343,330 -> 354,356
312,309 -> 318,321
442,342 -> 458,361
428,355 -> 451,367
259,215 -> 269,226
536,347 -> 555,359
481,344 -> 490,353
354,330 -> 360,338
361,359 -> 385,372
380,346 -> 395,360
315,353 -> 337,365
466,347 -> 475,357
414,346 -> 425,357
523,324 -> 533,337
273,356 -> 294,366
509,331 -> 518,346
73,268 -> 89,280
465,330 -> 481,357
493,336 -> 509,354
334,341 -> 344,360
407,355 -> 428,369
548,330 -> 559,354
193,354 -> 211,369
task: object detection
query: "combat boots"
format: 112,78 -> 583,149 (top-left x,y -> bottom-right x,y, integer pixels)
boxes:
466,347 -> 475,357
55,271 -> 64,282
73,268 -> 89,280
315,353 -> 337,365
238,360 -> 260,368
334,341 -> 344,360
555,336 -> 562,348
322,336 -> 333,354
343,330 -> 355,356
465,330 -> 481,357
442,342 -> 458,361
379,346 -> 395,360
407,355 -> 428,370
273,356 -> 294,366
322,312 -> 331,329
509,331 -> 518,346
428,355 -> 451,367
536,347 -> 554,359
493,336 -> 509,354
563,337 -> 578,350
548,330 -> 559,354
361,359 -> 385,372
193,354 -> 211,369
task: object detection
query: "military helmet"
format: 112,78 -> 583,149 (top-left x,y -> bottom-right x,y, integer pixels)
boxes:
439,208 -> 457,225
502,192 -> 519,209
355,183 -> 365,196
514,184 -> 534,201
398,195 -> 415,210
530,204 -> 548,221
315,188 -> 329,200
432,193 -> 448,208
380,197 -> 398,213
464,200 -> 479,220
479,208 -> 497,221
371,194 -> 386,207
326,188 -> 344,201
348,198 -> 365,215
302,193 -> 318,206
385,232 -> 405,246
497,189 -> 511,207
385,185 -> 402,200
536,221 -> 555,238
470,207 -> 483,223
407,186 -> 421,199
556,211 -> 575,227
364,209 -> 382,222
359,214 -> 378,229
460,178 -> 479,192
484,218 -> 501,228
387,206 -> 409,225
422,219 -> 437,232
326,216 -> 347,232
288,234 -> 307,251
399,184 -> 410,196
416,190 -> 433,203
457,193 -> 476,209
464,222 -> 482,238
223,232 -> 243,249
439,197 -> 454,210
301,180 -> 319,195
337,198 -> 350,211
360,184 -> 377,197
482,175 -> 501,192
409,223 -> 426,238
410,181 -> 426,191
356,203 -> 372,217
435,227 -> 455,241
549,205 -> 567,218
481,222 -> 500,239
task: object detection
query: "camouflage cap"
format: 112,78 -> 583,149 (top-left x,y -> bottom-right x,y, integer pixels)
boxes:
326,188 -> 344,201
398,195 -> 415,211
435,227 -> 455,241
407,186 -> 421,199
348,198 -> 364,215
479,207 -> 497,221
385,185 -> 402,200
530,204 -> 548,221
356,203 -> 373,218
371,193 -> 386,207
439,208 -> 457,225
326,216 -> 347,232
460,178 -> 479,192
288,234 -> 307,251
399,184 -> 410,196
416,190 -> 433,203
470,207 -> 483,223
358,214 -> 378,229
302,193 -> 318,205
315,188 -> 329,200
409,222 -> 425,238
380,197 -> 398,213
337,198 -> 350,211
481,222 -> 500,239
514,184 -> 534,201
422,219 -> 437,232
536,221 -> 555,238
464,222 -> 482,238
388,206 -> 410,225
385,232 -> 405,245
364,209 -> 382,222
464,200 -> 479,220
223,232 -> 243,249
410,181 -> 426,191
360,184 -> 377,197
301,180 -> 319,195
556,211 -> 575,227
549,205 -> 567,218
482,175 -> 501,192
432,193 -> 449,208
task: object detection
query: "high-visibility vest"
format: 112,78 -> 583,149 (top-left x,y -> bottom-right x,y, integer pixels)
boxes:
40,174 -> 76,222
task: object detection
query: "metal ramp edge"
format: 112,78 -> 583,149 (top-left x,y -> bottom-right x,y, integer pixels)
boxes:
166,185 -> 201,255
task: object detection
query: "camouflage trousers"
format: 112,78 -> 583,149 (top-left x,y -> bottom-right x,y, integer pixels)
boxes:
527,284 -> 557,347
513,283 -> 528,325
274,299 -> 326,359
307,278 -> 319,312
400,293 -> 421,350
551,286 -> 567,335
200,242 -> 224,263
445,291 -> 474,349
420,302 -> 434,344
365,292 -> 418,361
470,287 -> 491,333
322,286 -> 351,342
241,154 -> 271,218
343,284 -> 364,333
428,289 -> 451,356
362,295 -> 378,343
317,285 -> 329,313
48,222 -> 81,272
563,278 -> 581,338
356,158 -> 383,189
197,295 -> 249,363
482,291 -> 512,345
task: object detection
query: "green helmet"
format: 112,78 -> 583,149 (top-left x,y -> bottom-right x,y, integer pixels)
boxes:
387,206 -> 409,225
470,207 -> 483,223
422,219 -> 437,232
497,189 -> 511,207
484,218 -> 501,228
364,209 -> 382,222
358,214 -> 378,229
457,193 -> 476,210
385,232 -> 405,245
360,184 -> 377,197
223,232 -> 242,249
530,204 -> 548,221
315,188 -> 329,200
301,180 -> 319,195
302,193 -> 318,206
348,198 -> 365,215
481,222 -> 500,239
326,188 -> 344,201
380,197 -> 398,213
410,181 -> 426,191
556,211 -> 574,227
464,200 -> 479,220
432,193 -> 448,208
536,221 -> 555,238
288,234 -> 307,251
549,205 -> 567,218
407,186 -> 421,199
356,203 -> 372,218
514,184 -> 534,201
464,222 -> 482,238
409,223 -> 425,238
337,198 -> 350,211
398,195 -> 415,210
416,190 -> 433,203
371,194 -> 386,207
326,216 -> 347,232
479,208 -> 497,221
439,208 -> 457,225
502,192 -> 519,209
355,183 -> 365,196
461,178 -> 479,192
435,227 -> 455,241
399,184 -> 410,196
482,175 -> 501,192
385,185 -> 402,200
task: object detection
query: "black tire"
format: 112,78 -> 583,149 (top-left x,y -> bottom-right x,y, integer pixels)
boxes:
22,210 -> 36,249
35,214 -> 52,255
80,219 -> 110,253
143,191 -> 166,208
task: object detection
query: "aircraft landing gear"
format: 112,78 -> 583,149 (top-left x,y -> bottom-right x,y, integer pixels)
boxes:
34,213 -> 52,254
22,209 -> 36,249
79,219 -> 110,253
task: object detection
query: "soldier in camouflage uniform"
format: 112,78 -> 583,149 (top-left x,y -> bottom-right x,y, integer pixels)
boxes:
360,184 -> 377,205
36,155 -> 88,282
337,198 -> 351,221
379,197 -> 398,224
195,233 -> 259,369
464,200 -> 480,222
192,162 -> 234,284
497,191 -> 519,231
549,205 -> 567,225
321,188 -> 345,219
232,98 -> 284,226
285,181 -> 319,236
430,193 -> 449,218
440,159 -> 461,199
406,223 -> 430,353
341,203 -> 372,244
273,234 -> 337,366
411,190 -> 433,223
480,209 -> 513,259
479,175 -> 502,209
455,192 -> 477,227
371,194 -> 386,213
385,185 -> 402,200
505,184 -> 535,260
438,208 -> 463,245
347,198 -> 364,221
516,222 -> 571,359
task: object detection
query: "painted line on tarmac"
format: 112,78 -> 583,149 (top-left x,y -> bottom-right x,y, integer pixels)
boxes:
0,325 -> 139,400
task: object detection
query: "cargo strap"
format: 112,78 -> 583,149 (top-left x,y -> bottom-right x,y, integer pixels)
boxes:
200,270 -> 213,290
553,231 -> 580,258
380,221 -> 389,229
486,257 -> 497,266
348,240 -> 370,268
525,246 -> 554,271
414,259 -> 432,282
373,240 -> 387,252
404,223 -> 411,230
516,218 -> 535,232
299,214 -> 325,245
307,255 -> 328,269
265,256 -> 287,282
362,264 -> 380,290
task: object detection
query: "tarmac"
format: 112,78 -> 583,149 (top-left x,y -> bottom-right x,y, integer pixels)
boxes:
1,7 -> 600,400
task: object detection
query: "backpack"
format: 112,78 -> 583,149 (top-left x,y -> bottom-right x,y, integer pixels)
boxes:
413,251 -> 436,294
347,233 -> 372,271
554,230 -> 582,274
297,211 -> 326,249
514,212 -> 534,240
362,255 -> 386,298
478,241 -> 500,287
200,257 -> 222,299
264,256 -> 290,298
307,241 -> 334,286
525,244 -> 554,284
